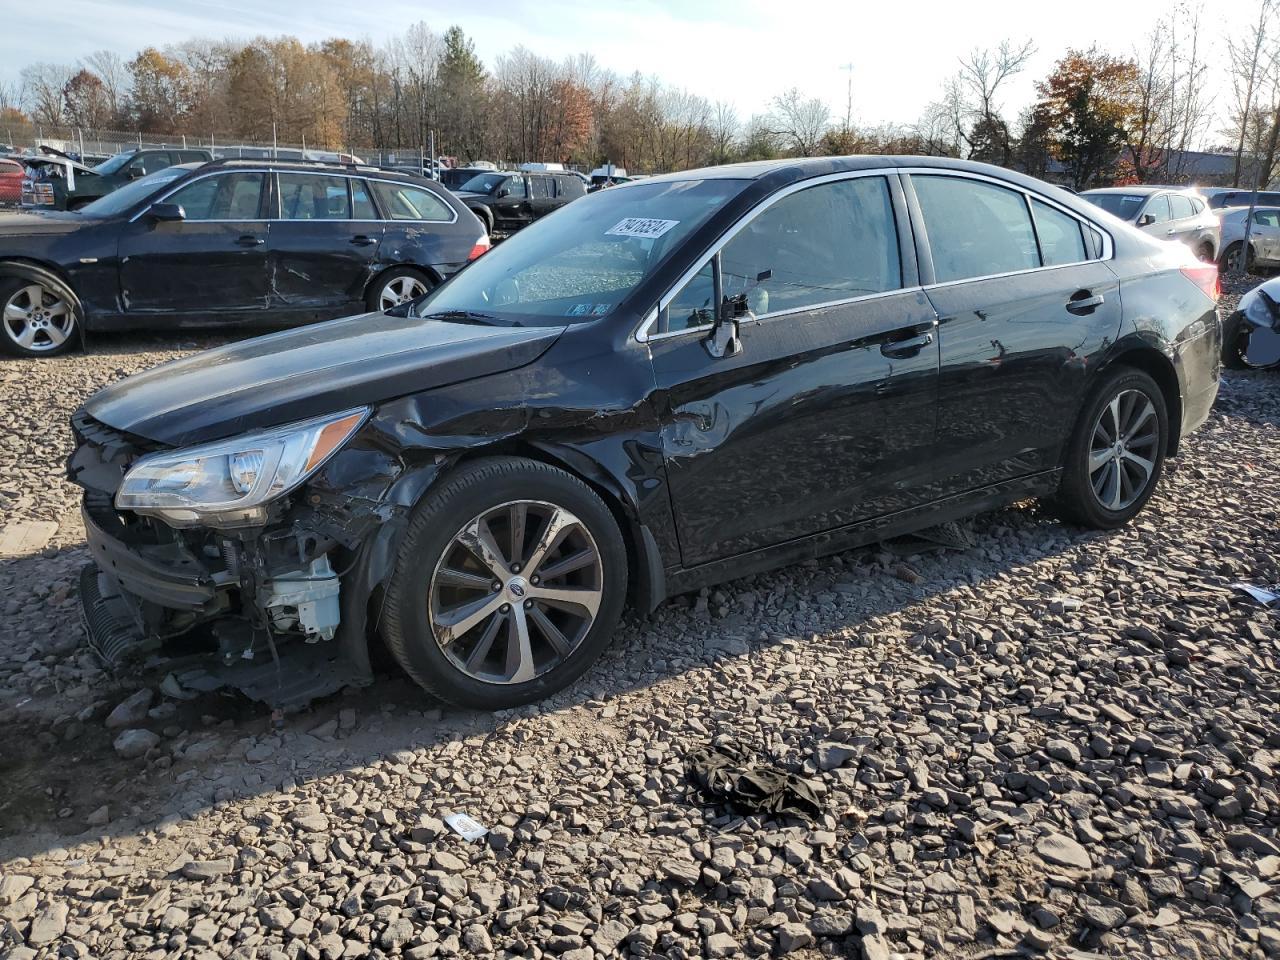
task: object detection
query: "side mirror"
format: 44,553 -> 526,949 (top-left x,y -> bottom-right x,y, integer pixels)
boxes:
496,187 -> 510,198
705,294 -> 749,359
147,202 -> 185,222
1137,213 -> 1155,227
127,167 -> 145,180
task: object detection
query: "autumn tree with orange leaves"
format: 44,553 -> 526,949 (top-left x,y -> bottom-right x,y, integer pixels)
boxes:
1032,48 -> 1140,190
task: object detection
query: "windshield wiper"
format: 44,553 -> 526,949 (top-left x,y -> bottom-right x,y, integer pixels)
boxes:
419,309 -> 509,326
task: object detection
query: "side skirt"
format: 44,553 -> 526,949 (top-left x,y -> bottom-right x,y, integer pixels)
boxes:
661,470 -> 1061,601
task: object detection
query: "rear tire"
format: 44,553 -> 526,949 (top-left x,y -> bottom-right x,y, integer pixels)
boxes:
1220,241 -> 1254,274
366,267 -> 433,312
381,457 -> 628,710
1197,241 -> 1214,263
1052,367 -> 1168,529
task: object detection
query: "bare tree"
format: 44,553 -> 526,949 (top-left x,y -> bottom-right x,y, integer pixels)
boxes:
84,49 -> 129,125
767,87 -> 829,156
952,38 -> 1036,163
1227,0 -> 1276,186
19,62 -> 74,125
710,100 -> 738,163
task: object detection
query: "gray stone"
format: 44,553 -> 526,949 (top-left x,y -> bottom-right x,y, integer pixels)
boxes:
104,688 -> 153,729
112,728 -> 160,759
1035,831 -> 1093,870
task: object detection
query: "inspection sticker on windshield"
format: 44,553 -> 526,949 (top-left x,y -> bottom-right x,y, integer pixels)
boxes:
606,217 -> 679,239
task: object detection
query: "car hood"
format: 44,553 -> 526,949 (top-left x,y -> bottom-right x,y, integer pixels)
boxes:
0,211 -> 86,235
84,311 -> 568,447
454,191 -> 490,201
24,156 -> 99,175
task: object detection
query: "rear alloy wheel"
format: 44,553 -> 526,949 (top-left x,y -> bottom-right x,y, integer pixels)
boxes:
1,279 -> 77,357
1053,368 -> 1168,529
368,268 -> 432,312
381,457 -> 627,709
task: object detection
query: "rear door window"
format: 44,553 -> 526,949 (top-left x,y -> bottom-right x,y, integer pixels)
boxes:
1031,199 -> 1087,266
530,176 -> 552,200
718,175 -> 902,315
1169,195 -> 1195,220
912,175 -> 1039,283
278,173 -> 350,220
370,181 -> 453,221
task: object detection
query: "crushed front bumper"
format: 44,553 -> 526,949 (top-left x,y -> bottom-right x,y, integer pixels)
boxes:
81,501 -> 224,611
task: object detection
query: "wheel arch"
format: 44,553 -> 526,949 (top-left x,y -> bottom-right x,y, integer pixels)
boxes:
0,258 -> 87,348
1095,343 -> 1183,455
440,439 -> 667,614
335,438 -> 668,685
363,262 -> 442,301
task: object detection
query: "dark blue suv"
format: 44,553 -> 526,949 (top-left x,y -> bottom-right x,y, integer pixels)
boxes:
0,158 -> 489,357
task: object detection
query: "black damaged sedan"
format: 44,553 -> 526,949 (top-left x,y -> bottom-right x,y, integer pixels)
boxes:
69,156 -> 1222,710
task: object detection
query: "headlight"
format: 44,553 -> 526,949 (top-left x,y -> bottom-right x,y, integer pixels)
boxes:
115,408 -> 369,527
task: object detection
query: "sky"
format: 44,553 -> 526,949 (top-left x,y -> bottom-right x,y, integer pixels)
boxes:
0,0 -> 1258,143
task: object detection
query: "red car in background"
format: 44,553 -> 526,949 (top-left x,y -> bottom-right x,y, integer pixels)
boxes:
0,158 -> 23,206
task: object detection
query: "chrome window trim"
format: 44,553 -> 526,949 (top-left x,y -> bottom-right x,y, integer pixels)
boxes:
128,168 -> 458,225
635,165 -> 1117,343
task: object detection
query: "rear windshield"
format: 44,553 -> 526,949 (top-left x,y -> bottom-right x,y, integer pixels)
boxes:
414,178 -> 749,325
1082,193 -> 1146,221
1208,191 -> 1280,209
77,166 -> 186,217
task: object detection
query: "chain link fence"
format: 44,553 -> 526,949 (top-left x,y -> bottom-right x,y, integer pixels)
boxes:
0,122 -> 441,167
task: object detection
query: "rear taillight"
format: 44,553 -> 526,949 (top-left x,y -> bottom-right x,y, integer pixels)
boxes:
1180,263 -> 1219,301
468,236 -> 491,260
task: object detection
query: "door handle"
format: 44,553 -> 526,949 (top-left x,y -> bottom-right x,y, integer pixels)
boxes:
880,330 -> 934,359
1066,292 -> 1105,314
1165,228 -> 1177,235
235,235 -> 264,246
350,235 -> 376,246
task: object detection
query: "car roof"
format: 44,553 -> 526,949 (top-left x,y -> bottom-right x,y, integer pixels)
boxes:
1080,185 -> 1203,196
185,158 -> 435,181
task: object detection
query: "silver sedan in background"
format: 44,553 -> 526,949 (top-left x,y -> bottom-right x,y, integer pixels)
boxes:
1216,205 -> 1280,271
1080,185 -> 1219,262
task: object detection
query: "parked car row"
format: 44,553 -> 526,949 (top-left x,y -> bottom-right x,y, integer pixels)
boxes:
20,147 -> 215,210
67,155 -> 1222,710
0,158 -> 488,356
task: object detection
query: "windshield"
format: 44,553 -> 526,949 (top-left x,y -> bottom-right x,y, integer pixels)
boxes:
78,166 -> 186,217
458,173 -> 509,194
1082,193 -> 1146,221
414,178 -> 749,325
92,151 -> 137,176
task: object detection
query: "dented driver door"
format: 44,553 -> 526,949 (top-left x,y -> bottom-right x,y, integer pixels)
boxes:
646,173 -> 941,568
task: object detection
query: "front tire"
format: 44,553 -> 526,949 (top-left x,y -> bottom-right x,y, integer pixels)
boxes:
0,275 -> 79,357
381,457 -> 628,710
1053,368 -> 1168,529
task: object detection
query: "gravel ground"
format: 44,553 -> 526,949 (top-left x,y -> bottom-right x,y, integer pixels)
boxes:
0,285 -> 1278,960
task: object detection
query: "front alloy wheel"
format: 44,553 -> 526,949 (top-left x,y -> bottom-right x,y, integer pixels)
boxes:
430,500 -> 603,684
381,457 -> 627,709
2,281 -> 76,356
1087,389 -> 1160,511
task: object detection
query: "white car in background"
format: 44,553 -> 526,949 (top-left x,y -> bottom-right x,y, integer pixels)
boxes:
1080,185 -> 1219,263
1217,205 -> 1280,271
